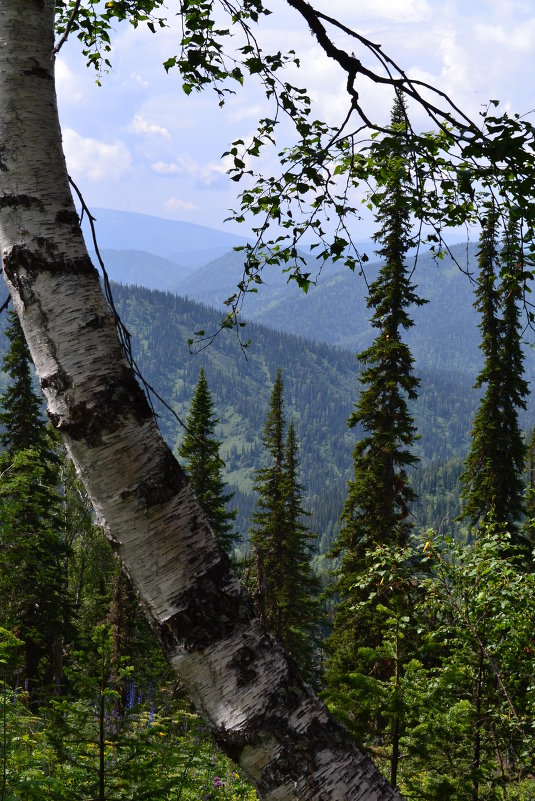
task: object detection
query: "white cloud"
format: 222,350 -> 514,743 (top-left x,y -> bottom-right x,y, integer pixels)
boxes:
131,72 -> 150,88
150,154 -> 232,188
152,160 -> 181,174
197,160 -> 230,188
165,197 -> 199,211
437,27 -> 469,93
227,103 -> 267,123
62,128 -> 132,182
55,59 -> 84,105
316,0 -> 431,23
476,19 -> 535,51
128,114 -> 171,140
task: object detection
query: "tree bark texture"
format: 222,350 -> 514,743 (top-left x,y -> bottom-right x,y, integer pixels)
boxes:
0,2 -> 404,799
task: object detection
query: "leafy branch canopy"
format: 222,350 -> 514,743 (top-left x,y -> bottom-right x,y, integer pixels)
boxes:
54,0 -> 535,324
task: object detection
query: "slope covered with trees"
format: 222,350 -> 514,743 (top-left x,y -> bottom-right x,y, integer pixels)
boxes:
106,281 -> 504,544
172,243 -> 484,375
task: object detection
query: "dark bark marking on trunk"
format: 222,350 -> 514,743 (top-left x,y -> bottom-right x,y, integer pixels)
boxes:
230,644 -> 258,686
83,314 -> 111,331
23,66 -> 53,82
161,559 -> 257,652
50,368 -> 153,445
0,195 -> 44,212
40,364 -> 72,393
0,147 -> 7,172
122,446 -> 189,508
3,246 -> 96,280
55,209 -> 81,228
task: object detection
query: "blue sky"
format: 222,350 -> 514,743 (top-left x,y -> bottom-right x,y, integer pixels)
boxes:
56,0 -> 535,238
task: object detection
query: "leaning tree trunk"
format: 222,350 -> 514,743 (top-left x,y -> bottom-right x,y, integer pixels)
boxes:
0,2 -> 404,799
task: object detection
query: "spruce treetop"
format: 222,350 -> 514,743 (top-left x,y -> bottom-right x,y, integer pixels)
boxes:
0,310 -> 50,456
178,368 -> 238,557
460,211 -> 529,540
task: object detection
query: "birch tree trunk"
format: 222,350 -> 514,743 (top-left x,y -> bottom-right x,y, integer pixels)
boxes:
0,2 -> 404,799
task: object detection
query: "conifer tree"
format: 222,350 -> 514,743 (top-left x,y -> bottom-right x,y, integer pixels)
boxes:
0,310 -> 69,697
179,368 -> 238,557
460,212 -> 528,543
325,95 -> 425,788
460,211 -> 503,527
280,419 -> 319,673
524,428 -> 535,545
249,369 -> 286,629
0,311 -> 52,455
250,369 -> 319,679
334,95 -> 424,559
497,217 -> 528,535
328,93 -> 423,588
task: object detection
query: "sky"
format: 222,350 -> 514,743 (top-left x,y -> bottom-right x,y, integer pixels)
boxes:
56,0 -> 535,239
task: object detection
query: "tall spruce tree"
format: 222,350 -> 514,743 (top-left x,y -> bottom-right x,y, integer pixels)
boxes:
249,369 -> 286,630
325,95 -> 425,788
178,368 -> 238,557
460,212 -> 503,527
328,94 -> 424,574
460,212 -> 528,544
497,217 -> 529,537
525,428 -> 535,544
250,369 -> 319,679
280,419 -> 320,674
0,310 -> 69,697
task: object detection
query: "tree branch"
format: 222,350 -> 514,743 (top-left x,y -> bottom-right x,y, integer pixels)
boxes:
53,0 -> 82,56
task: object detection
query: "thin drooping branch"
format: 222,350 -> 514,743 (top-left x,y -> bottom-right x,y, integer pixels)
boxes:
53,0 -> 82,55
68,176 -> 191,436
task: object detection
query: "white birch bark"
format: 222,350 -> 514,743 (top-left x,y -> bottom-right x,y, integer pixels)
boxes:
0,2 -> 405,799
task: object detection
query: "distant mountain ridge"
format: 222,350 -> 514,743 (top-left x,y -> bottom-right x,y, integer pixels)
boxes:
81,207 -> 250,268
81,208 -> 535,391
91,250 -> 195,293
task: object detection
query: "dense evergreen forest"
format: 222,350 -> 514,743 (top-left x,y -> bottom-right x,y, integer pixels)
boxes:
109,281 -> 521,546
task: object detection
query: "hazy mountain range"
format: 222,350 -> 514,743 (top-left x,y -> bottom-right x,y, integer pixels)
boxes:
85,209 -> 535,382
84,207 -> 251,269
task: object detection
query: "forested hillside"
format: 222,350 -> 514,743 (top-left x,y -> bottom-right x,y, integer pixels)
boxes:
101,239 -> 535,381
1,275 -> 530,544
172,244 -> 486,373
107,282 -> 522,547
